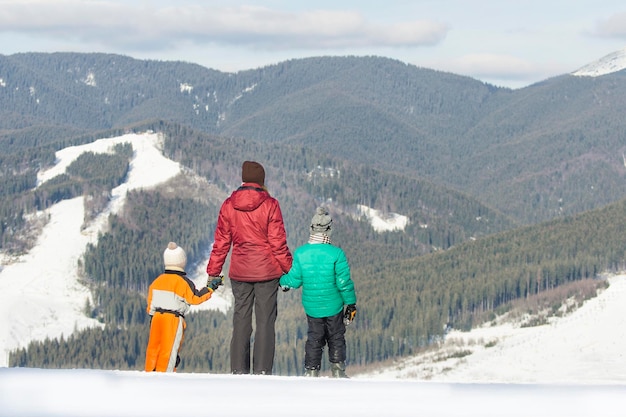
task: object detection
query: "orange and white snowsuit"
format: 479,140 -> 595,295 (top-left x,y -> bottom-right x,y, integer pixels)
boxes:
145,270 -> 213,372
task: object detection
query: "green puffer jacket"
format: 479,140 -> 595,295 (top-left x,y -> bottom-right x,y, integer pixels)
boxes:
280,242 -> 356,318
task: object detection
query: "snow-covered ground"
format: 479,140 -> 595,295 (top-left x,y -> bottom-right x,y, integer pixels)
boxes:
360,274 -> 626,384
1,367 -> 622,417
1,132 -> 626,417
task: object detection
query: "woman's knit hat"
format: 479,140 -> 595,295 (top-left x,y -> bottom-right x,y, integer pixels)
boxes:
242,161 -> 265,187
310,206 -> 332,236
163,242 -> 187,272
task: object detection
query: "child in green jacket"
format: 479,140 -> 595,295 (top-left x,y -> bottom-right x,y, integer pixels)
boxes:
280,206 -> 357,377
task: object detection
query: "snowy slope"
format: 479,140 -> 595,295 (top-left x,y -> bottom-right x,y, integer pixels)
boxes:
572,47 -> 626,77
358,274 -> 626,384
0,198 -> 102,367
0,132 -> 225,366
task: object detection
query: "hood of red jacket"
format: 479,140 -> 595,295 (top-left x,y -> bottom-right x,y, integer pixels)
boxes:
230,183 -> 269,212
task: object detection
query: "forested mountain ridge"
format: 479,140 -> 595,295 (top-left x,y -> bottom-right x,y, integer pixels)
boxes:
2,52 -> 625,224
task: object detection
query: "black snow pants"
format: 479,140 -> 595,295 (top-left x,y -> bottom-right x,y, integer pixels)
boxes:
304,311 -> 346,370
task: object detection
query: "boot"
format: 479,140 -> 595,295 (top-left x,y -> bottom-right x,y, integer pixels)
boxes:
330,362 -> 348,378
304,368 -> 320,377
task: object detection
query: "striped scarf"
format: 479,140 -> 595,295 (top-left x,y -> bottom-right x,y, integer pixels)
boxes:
308,233 -> 332,244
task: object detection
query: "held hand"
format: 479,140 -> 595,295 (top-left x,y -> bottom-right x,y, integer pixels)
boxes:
280,285 -> 290,292
343,304 -> 357,326
207,275 -> 224,291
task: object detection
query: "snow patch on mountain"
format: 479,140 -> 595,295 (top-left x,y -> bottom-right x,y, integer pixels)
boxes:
180,83 -> 193,93
572,47 -> 626,78
82,72 -> 96,87
38,132 -> 182,218
357,204 -> 408,232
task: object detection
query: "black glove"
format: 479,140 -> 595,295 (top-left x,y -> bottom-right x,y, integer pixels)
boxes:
280,285 -> 290,292
343,304 -> 356,326
207,275 -> 224,291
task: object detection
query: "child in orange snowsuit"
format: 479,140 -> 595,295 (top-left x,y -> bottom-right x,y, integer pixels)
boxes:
145,242 -> 223,372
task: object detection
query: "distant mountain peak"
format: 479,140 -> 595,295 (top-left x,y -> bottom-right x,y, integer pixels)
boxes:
572,47 -> 626,78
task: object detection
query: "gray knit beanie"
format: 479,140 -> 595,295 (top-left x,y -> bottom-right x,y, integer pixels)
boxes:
310,206 -> 332,236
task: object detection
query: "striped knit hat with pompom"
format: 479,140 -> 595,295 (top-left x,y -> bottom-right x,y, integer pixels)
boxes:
310,206 -> 332,236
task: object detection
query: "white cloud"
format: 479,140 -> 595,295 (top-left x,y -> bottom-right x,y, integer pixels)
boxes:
0,1 -> 447,50
422,53 -> 568,87
593,11 -> 626,38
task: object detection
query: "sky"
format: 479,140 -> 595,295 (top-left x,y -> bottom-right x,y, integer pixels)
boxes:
1,131 -> 626,416
1,1 -> 626,89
